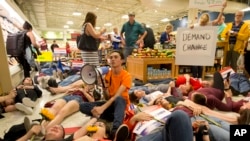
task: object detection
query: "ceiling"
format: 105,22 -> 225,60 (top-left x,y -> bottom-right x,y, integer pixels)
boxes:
6,0 -> 250,34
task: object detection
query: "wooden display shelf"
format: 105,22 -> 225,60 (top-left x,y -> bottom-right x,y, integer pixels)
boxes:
127,56 -> 175,83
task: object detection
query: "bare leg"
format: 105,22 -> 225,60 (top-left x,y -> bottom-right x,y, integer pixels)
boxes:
45,100 -> 80,129
49,80 -> 84,94
4,105 -> 16,112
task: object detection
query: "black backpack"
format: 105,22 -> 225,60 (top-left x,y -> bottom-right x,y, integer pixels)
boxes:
6,31 -> 27,56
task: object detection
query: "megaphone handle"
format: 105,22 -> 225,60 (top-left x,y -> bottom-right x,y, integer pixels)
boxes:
96,69 -> 106,88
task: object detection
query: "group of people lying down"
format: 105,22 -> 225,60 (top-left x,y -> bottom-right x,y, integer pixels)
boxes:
2,50 -> 250,141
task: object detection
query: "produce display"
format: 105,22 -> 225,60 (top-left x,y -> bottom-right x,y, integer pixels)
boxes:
131,48 -> 175,58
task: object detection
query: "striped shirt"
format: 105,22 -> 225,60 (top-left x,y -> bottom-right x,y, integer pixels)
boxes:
81,51 -> 99,66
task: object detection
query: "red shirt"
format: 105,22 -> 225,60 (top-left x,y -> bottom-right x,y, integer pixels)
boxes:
175,76 -> 202,90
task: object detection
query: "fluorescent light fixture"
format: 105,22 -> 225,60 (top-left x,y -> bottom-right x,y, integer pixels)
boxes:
241,7 -> 250,12
2,0 -> 24,24
64,25 -> 69,28
95,27 -> 101,30
67,21 -> 74,24
122,15 -> 128,19
104,23 -> 112,26
146,25 -> 150,27
160,18 -> 170,22
72,12 -> 81,16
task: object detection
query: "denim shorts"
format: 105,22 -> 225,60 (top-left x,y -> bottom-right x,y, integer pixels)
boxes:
62,95 -> 83,103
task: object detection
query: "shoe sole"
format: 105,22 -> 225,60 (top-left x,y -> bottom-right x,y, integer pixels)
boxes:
15,103 -> 33,115
24,116 -> 32,132
22,97 -> 36,108
114,124 -> 129,141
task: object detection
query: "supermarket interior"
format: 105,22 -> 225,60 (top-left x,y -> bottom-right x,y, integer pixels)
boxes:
0,0 -> 250,140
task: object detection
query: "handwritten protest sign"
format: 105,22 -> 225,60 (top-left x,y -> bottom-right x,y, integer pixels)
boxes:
175,26 -> 217,66
189,0 -> 224,9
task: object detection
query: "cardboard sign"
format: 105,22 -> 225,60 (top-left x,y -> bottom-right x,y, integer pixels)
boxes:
175,26 -> 217,66
54,48 -> 66,55
189,0 -> 224,9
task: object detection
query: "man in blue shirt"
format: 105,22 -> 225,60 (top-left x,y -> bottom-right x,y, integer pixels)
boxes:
121,12 -> 147,62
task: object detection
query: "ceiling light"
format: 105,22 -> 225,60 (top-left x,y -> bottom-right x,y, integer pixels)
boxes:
104,23 -> 112,26
67,21 -> 74,24
160,18 -> 169,22
154,10 -> 158,13
241,7 -> 250,12
72,12 -> 81,16
122,15 -> 128,19
64,25 -> 69,28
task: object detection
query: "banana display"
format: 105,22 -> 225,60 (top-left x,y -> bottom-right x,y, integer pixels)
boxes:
131,48 -> 175,58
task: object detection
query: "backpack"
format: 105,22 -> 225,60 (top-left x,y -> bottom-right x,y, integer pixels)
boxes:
6,31 -> 27,56
230,73 -> 250,96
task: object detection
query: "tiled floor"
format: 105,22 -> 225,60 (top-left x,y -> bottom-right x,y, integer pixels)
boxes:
0,87 -> 91,138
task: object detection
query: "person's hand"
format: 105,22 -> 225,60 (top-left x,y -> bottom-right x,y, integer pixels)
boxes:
169,81 -> 175,87
136,39 -> 142,45
222,0 -> 227,8
30,125 -> 42,135
121,40 -> 126,46
191,106 -> 202,116
66,88 -> 77,94
91,106 -> 105,118
17,85 -> 24,89
8,89 -> 17,99
184,74 -> 191,81
134,112 -> 154,122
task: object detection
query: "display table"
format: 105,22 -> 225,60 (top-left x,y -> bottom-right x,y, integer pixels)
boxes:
127,56 -> 175,83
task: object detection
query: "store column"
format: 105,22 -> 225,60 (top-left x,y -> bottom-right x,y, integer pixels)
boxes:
0,25 -> 13,93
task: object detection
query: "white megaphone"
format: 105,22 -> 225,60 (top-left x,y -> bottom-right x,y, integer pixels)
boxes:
80,64 -> 109,85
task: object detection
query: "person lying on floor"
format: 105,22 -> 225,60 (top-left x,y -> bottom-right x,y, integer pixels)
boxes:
129,109 -> 194,141
129,81 -> 188,105
14,77 -> 42,115
17,116 -> 129,141
152,97 -> 238,141
0,89 -> 17,114
189,71 -> 250,113
42,84 -> 97,130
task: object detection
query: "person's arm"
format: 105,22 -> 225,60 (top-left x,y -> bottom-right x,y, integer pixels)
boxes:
85,23 -> 105,39
73,118 -> 97,139
129,112 -> 154,125
27,31 -> 39,48
120,25 -> 126,46
17,125 -> 42,141
80,88 -> 95,102
211,1 -> 227,25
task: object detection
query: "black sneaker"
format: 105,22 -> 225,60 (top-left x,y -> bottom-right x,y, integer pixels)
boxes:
114,124 -> 129,141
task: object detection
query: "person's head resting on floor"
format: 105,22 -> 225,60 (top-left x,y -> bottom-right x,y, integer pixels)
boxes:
108,50 -> 125,68
129,90 -> 147,104
153,97 -> 171,110
88,119 -> 111,139
22,77 -> 34,86
190,92 -> 207,106
238,108 -> 250,125
44,125 -> 65,141
178,83 -> 193,96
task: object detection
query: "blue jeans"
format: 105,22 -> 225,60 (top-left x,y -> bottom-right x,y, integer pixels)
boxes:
59,74 -> 81,86
191,115 -> 230,141
79,96 -> 126,133
124,44 -> 138,62
25,47 -> 36,68
137,110 -> 193,141
62,95 -> 83,103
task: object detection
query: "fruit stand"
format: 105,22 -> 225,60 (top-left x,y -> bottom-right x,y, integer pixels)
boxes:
127,48 -> 176,83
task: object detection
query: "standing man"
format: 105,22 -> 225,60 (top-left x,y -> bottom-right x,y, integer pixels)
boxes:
121,12 -> 147,62
141,23 -> 156,49
79,51 -> 132,140
50,40 -> 59,52
221,11 -> 249,71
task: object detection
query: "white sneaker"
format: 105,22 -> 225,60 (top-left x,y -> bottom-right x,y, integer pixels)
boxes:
24,116 -> 32,132
22,97 -> 36,108
15,103 -> 33,115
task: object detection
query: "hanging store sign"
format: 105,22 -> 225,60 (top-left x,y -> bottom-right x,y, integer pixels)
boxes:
189,0 -> 224,9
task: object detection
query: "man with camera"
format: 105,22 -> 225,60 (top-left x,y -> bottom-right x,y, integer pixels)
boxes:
79,50 -> 132,140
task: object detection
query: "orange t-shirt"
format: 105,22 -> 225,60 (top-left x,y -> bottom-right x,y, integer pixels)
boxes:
104,69 -> 131,105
